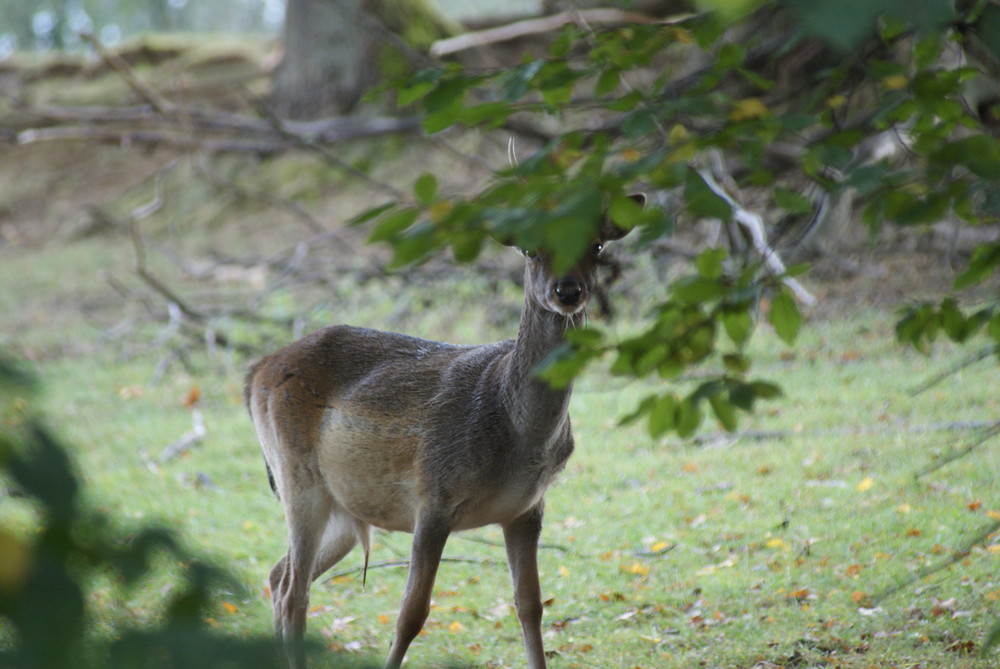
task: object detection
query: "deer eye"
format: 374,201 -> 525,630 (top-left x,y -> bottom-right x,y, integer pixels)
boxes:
592,242 -> 604,255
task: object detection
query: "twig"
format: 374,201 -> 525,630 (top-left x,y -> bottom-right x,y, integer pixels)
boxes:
130,220 -> 204,323
194,158 -> 328,235
79,31 -> 176,114
697,163 -> 817,306
909,346 -> 997,397
430,8 -> 662,57
455,534 -> 573,554
160,409 -> 207,463
873,518 -> 1000,604
323,556 -> 499,583
913,422 -> 1000,479
248,91 -> 409,201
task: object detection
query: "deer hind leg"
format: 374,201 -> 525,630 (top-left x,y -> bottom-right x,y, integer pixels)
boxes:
503,505 -> 547,669
384,510 -> 451,669
269,485 -> 357,669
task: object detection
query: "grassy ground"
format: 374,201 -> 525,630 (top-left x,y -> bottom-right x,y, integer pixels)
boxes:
1,38 -> 997,668
1,224 -> 998,668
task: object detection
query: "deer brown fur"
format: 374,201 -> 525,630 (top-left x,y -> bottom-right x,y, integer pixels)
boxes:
245,195 -> 643,669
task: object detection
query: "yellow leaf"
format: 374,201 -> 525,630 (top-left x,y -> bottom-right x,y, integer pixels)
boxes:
826,94 -> 847,109
681,462 -> 699,473
620,148 -> 641,162
671,27 -> 694,44
765,538 -> 790,550
221,602 -> 238,615
429,200 -> 454,222
0,529 -> 31,595
856,477 -> 875,492
621,562 -> 650,576
667,123 -> 690,145
558,565 -> 571,577
651,541 -> 671,553
377,614 -> 391,624
729,97 -> 769,121
987,510 -> 1000,521
448,621 -> 464,634
896,503 -> 912,514
883,74 -> 908,90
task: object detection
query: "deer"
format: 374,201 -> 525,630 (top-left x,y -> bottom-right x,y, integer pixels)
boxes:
244,193 -> 644,669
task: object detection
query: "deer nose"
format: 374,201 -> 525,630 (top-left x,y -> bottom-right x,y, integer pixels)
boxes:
554,278 -> 583,306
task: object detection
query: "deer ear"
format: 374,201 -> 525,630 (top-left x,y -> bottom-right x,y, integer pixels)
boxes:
600,192 -> 646,241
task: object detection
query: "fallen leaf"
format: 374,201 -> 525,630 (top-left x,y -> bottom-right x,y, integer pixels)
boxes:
183,385 -> 201,407
448,621 -> 464,633
558,565 -> 571,577
650,541 -> 671,553
221,602 -> 238,615
967,500 -> 982,511
377,614 -> 391,624
905,527 -> 922,537
856,477 -> 875,492
883,74 -> 909,90
620,562 -> 650,576
729,97 -> 769,121
896,503 -> 912,514
765,538 -> 790,550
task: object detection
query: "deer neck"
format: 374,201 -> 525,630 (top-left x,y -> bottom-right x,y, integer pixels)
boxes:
501,294 -> 582,439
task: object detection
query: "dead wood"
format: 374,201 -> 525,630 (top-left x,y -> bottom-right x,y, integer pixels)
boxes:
431,8 -> 663,57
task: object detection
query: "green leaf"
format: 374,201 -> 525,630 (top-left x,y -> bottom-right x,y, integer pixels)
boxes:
347,202 -> 395,227
388,221 -> 436,267
368,208 -> 419,243
774,187 -> 813,215
648,394 -> 678,438
673,276 -> 727,304
536,343 -> 593,390
676,397 -> 703,438
729,380 -> 782,411
954,242 -> 1000,290
594,68 -> 621,97
769,290 -> 802,344
933,136 -> 1000,179
684,169 -> 732,221
695,247 -> 727,279
413,173 -> 438,206
722,307 -> 754,346
619,394 -> 656,427
709,393 -> 738,432
608,192 -> 645,229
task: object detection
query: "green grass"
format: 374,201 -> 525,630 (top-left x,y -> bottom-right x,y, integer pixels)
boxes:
2,229 -> 998,668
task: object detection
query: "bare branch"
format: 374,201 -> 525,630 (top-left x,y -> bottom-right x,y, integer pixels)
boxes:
79,31 -> 176,114
430,8 -> 664,57
697,160 -> 817,306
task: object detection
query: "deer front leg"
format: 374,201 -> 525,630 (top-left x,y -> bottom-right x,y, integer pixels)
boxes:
384,512 -> 451,669
503,505 -> 547,669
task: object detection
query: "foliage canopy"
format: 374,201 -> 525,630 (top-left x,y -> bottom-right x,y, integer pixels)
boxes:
358,0 -> 1000,439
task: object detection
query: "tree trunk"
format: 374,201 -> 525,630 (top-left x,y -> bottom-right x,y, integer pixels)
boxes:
271,0 -> 377,119
271,0 -> 458,120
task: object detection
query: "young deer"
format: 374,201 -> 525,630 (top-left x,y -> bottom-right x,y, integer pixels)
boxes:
244,195 -> 643,669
